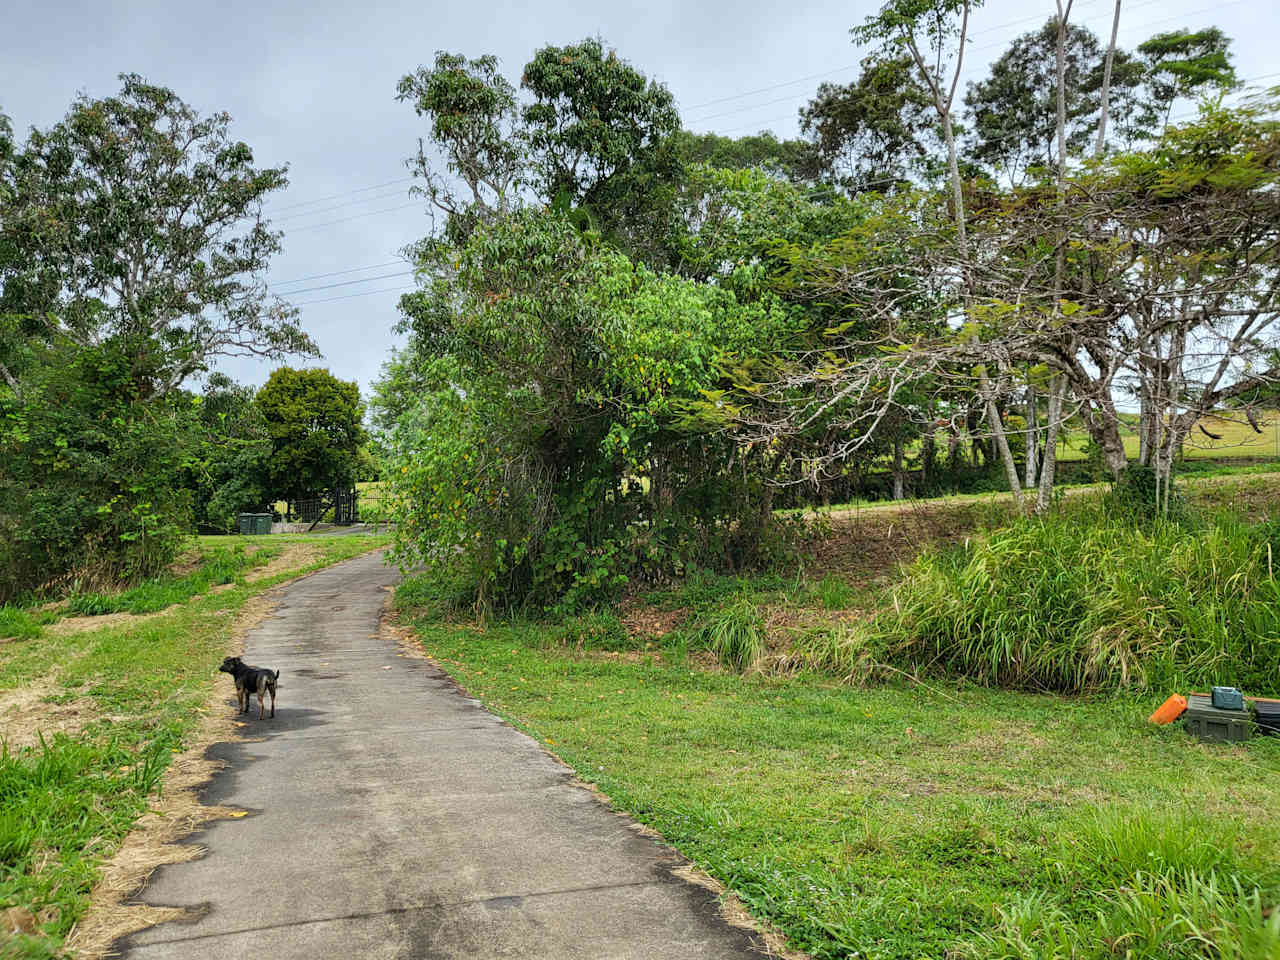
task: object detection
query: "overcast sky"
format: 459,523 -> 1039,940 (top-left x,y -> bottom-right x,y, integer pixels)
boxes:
4,0 -> 1275,404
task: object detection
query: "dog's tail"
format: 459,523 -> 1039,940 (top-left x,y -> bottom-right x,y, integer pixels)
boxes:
268,670 -> 280,693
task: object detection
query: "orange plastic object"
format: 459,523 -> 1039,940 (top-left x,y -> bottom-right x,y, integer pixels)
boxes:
1149,694 -> 1188,725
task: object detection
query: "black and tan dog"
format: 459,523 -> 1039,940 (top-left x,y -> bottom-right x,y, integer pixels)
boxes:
219,656 -> 280,719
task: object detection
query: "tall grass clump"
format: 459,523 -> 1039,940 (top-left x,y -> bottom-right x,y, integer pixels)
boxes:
64,544 -> 265,617
0,606 -> 44,641
870,504 -> 1280,693
691,598 -> 766,672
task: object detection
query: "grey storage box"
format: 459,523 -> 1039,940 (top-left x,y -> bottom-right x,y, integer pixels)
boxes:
1185,695 -> 1254,743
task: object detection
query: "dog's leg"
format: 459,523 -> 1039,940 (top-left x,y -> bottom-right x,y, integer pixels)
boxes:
269,686 -> 276,719
258,685 -> 266,720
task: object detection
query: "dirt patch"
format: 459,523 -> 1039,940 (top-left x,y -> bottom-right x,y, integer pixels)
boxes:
801,501 -> 1006,584
64,588 -> 284,960
0,683 -> 101,750
45,610 -> 160,639
618,600 -> 688,641
244,543 -> 323,583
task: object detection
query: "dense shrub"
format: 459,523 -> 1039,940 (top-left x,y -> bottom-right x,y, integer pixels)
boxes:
383,210 -> 804,613
0,339 -> 197,602
867,504 -> 1280,693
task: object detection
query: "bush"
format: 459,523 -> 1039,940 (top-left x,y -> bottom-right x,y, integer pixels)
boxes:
868,504 -> 1280,693
0,338 -> 196,603
691,598 -> 766,672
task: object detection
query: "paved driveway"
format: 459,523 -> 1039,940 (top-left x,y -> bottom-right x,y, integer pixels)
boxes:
115,551 -> 769,959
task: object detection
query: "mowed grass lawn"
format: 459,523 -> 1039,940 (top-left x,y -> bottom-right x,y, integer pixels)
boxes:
1057,412 -> 1280,462
407,618 -> 1280,958
0,533 -> 390,957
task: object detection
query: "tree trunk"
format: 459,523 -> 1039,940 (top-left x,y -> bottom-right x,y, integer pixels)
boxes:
892,437 -> 906,500
984,390 -> 1025,512
922,422 -> 936,487
1095,0 -> 1122,155
1036,375 -> 1066,513
1024,385 -> 1038,488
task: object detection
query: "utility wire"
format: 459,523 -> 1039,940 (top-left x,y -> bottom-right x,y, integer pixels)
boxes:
272,259 -> 408,288
290,284 -> 415,307
265,176 -> 414,214
714,65 -> 1277,137
273,270 -> 415,297
271,187 -> 413,224
284,201 -> 422,233
688,0 -> 1251,129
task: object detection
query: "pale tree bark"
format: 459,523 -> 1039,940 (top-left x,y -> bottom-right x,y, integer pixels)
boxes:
986,390 -> 1025,511
892,436 -> 906,500
1024,384 -> 1038,488
1036,376 -> 1066,512
1095,0 -> 1122,155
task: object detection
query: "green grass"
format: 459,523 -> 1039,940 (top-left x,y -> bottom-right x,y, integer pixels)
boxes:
402,605 -> 1280,960
63,543 -> 269,617
0,533 -> 390,956
1056,413 -> 1280,463
865,505 -> 1280,694
689,599 -> 766,671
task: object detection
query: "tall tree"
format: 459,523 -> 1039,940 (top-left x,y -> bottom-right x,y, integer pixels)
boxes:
520,38 -> 680,207
799,54 -> 937,192
673,130 -> 814,182
396,52 -> 523,239
521,38 -> 682,264
257,367 -> 367,507
964,18 -> 1113,183
0,75 -> 316,397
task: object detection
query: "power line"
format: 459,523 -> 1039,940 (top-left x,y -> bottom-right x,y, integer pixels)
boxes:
271,187 -> 413,224
272,259 -> 408,288
284,201 -> 422,233
689,0 -> 1253,130
712,64 -> 1277,138
290,284 -> 415,307
274,270 -> 415,297
266,176 -> 414,214
681,0 -> 1156,120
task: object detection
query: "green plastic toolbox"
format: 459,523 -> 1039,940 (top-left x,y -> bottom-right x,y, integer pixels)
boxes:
1185,695 -> 1254,743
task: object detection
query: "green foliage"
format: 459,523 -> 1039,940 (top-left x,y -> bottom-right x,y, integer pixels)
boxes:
407,612 -> 1280,960
546,611 -> 634,652
808,574 -> 858,610
0,607 -> 44,641
0,75 -> 315,389
0,337 -> 197,603
690,598 -> 766,671
801,54 -> 937,191
869,504 -> 1280,693
256,367 -> 367,503
383,208 -> 803,612
963,18 -> 1114,179
521,38 -> 678,206
182,373 -> 273,531
672,130 -> 815,182
63,544 -> 265,617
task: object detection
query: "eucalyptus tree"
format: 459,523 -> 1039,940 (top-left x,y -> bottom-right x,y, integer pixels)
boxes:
396,52 -> 524,242
963,18 -> 1118,183
0,75 -> 316,397
799,54 -> 938,193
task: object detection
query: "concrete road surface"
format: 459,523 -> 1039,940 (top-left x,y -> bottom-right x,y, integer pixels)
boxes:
115,551 -> 770,959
